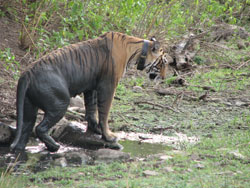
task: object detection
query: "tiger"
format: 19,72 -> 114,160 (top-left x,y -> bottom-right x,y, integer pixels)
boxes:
146,52 -> 171,80
10,32 -> 163,152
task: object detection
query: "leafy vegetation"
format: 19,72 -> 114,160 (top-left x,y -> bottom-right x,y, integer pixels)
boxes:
3,0 -> 248,55
0,48 -> 20,79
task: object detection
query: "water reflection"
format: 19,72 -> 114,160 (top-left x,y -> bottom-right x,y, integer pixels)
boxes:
0,140 -> 172,174
120,140 -> 172,157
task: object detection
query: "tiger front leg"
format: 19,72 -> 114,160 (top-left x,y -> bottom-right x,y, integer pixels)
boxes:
84,90 -> 101,135
97,84 -> 118,143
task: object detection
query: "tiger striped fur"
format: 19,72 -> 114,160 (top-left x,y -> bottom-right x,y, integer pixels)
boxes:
146,52 -> 169,80
10,32 -> 163,152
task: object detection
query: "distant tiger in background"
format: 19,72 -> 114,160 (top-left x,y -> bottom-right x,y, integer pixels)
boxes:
10,32 -> 163,152
146,52 -> 171,80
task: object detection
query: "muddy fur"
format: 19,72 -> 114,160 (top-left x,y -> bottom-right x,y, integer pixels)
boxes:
11,32 -> 162,152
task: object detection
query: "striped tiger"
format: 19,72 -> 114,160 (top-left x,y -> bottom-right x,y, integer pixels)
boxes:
146,52 -> 169,80
10,32 -> 163,152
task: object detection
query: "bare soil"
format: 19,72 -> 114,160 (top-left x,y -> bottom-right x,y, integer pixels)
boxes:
0,16 -> 24,123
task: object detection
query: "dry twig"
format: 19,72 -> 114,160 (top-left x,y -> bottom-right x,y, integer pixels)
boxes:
66,109 -> 85,121
134,101 -> 179,113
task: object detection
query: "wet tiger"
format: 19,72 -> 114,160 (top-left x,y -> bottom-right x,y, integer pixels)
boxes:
10,32 -> 163,152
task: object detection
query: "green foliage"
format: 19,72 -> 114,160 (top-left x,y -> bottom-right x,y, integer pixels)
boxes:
0,48 -> 20,79
187,68 -> 250,92
17,0 -> 248,56
165,76 -> 178,85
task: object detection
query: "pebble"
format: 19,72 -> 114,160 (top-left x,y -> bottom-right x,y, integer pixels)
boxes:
143,170 -> 159,176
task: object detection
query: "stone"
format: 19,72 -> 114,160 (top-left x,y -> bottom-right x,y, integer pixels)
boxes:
65,151 -> 92,165
143,170 -> 159,176
54,157 -> 67,167
92,149 -> 130,162
132,86 -> 143,92
1,119 -> 123,151
70,96 -> 84,108
51,120 -> 123,150
237,41 -> 245,50
163,167 -> 174,173
235,100 -> 247,107
193,163 -> 205,169
0,122 -> 15,145
187,168 -> 193,172
159,155 -> 173,161
228,151 -> 245,160
190,154 -> 200,161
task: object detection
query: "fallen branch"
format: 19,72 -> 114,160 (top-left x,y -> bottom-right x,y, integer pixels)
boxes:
65,109 -> 85,121
236,60 -> 250,70
155,88 -> 214,102
134,101 -> 179,113
188,85 -> 216,92
117,113 -> 134,126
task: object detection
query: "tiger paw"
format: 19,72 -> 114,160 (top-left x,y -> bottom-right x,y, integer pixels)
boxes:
88,123 -> 102,135
102,132 -> 118,143
38,133 -> 60,152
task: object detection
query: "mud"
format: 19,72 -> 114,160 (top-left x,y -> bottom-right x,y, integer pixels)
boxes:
0,129 -> 196,174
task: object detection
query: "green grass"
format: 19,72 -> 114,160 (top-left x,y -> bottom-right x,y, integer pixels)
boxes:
187,68 -> 250,92
2,130 -> 249,188
3,64 -> 249,187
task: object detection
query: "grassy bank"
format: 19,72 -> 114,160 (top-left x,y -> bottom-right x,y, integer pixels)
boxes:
1,62 -> 250,188
1,131 -> 249,188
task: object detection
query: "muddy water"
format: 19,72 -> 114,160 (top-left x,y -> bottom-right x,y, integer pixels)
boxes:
0,140 -> 172,173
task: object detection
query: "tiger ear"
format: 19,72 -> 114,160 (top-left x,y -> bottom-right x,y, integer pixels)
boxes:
152,40 -> 160,52
150,36 -> 156,41
150,37 -> 160,52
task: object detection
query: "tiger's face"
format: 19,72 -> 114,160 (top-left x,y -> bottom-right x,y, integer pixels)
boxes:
146,53 -> 169,80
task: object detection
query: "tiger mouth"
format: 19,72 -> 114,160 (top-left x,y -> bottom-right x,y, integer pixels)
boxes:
149,73 -> 157,80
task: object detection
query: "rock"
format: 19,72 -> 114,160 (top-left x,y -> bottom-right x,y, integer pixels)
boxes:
187,168 -> 193,172
51,120 -> 123,150
68,106 -> 85,114
190,154 -> 200,161
237,41 -> 245,50
216,171 -> 235,176
92,149 -> 130,162
159,155 -> 173,161
64,151 -> 92,165
70,96 -> 84,108
193,163 -> 205,169
0,122 -> 15,145
235,100 -> 247,107
132,86 -> 143,92
1,119 -> 123,151
228,151 -> 245,160
163,167 -> 174,173
143,170 -> 159,176
54,157 -> 67,167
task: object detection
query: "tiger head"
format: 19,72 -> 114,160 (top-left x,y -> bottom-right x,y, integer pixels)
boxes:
146,52 -> 170,80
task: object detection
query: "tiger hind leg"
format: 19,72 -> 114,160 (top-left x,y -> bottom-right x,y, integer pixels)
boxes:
35,110 -> 67,152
